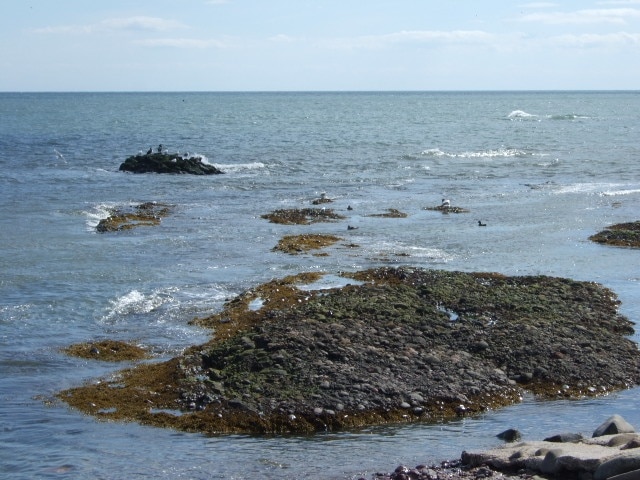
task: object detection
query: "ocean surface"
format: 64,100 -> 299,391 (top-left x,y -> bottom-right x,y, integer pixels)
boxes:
1,91 -> 639,479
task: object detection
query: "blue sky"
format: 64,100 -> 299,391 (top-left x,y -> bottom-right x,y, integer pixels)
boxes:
2,1 -> 640,91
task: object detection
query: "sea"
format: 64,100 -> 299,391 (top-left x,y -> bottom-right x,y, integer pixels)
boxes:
1,91 -> 639,479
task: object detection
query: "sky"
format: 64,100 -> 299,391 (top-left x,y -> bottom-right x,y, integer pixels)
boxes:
2,1 -> 640,91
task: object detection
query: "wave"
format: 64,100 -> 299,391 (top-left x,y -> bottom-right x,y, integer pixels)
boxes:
420,147 -> 535,159
508,110 -> 538,120
101,289 -> 170,323
548,113 -> 591,121
83,202 -> 118,230
100,284 -> 232,326
599,188 -> 640,197
209,161 -> 267,173
551,182 -> 638,196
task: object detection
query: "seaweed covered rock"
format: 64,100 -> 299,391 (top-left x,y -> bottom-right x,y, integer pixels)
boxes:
261,208 -> 346,225
96,201 -> 171,232
119,153 -> 224,175
590,221 -> 640,248
273,234 -> 342,255
63,340 -> 150,362
58,267 -> 640,435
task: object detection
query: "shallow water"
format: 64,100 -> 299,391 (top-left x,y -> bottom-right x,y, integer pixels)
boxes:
1,91 -> 639,479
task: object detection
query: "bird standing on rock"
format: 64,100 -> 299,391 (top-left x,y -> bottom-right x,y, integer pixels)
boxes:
441,198 -> 451,208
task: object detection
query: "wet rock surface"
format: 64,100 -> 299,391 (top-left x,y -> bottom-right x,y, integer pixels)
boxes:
367,208 -> 409,218
589,221 -> 640,248
119,153 -> 224,175
63,340 -> 150,362
273,234 -> 343,254
261,207 -> 346,225
424,204 -> 470,214
58,267 -> 640,435
96,201 -> 172,232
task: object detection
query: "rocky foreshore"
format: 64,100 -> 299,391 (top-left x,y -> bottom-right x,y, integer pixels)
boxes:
371,415 -> 640,480
58,267 -> 640,436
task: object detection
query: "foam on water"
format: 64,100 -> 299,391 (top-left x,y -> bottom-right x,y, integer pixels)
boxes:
102,289 -> 170,323
212,161 -> 267,173
507,109 -> 538,119
421,147 -> 537,159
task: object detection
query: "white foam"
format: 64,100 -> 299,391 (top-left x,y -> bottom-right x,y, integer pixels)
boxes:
83,202 -> 118,229
102,289 -> 169,323
508,110 -> 538,119
211,162 -> 266,173
455,148 -> 529,159
298,274 -> 364,291
599,188 -> 640,197
552,182 -> 633,195
421,147 -> 532,159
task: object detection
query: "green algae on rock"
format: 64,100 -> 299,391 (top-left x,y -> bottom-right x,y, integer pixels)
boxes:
261,208 -> 346,225
589,221 -> 640,248
424,204 -> 470,214
367,208 -> 408,218
96,202 -> 171,232
58,267 -> 640,435
273,234 -> 342,255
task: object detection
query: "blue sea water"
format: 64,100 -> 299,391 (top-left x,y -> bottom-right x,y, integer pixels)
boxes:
1,91 -> 639,479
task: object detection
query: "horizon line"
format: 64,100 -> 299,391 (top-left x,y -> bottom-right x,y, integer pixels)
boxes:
2,88 -> 639,94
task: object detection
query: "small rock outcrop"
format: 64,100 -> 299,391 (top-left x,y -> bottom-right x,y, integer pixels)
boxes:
62,340 -> 150,362
261,208 -> 346,225
590,221 -> 640,248
96,202 -> 171,232
459,415 -> 640,480
273,234 -> 342,255
119,153 -> 224,175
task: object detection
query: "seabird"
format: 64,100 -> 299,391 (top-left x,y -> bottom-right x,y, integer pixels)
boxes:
146,147 -> 152,155
441,198 -> 451,208
347,205 -> 353,211
157,144 -> 163,153
478,220 -> 487,227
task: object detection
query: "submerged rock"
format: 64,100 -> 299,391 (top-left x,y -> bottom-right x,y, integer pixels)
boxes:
58,267 -> 640,435
119,153 -> 224,175
367,208 -> 408,218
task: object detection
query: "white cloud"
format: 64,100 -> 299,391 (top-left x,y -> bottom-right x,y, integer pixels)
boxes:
100,16 -> 187,32
597,0 -> 640,5
33,16 -> 187,35
519,2 -> 559,8
136,38 -> 227,48
549,31 -> 640,46
268,34 -> 295,43
517,8 -> 640,24
320,30 -> 496,50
